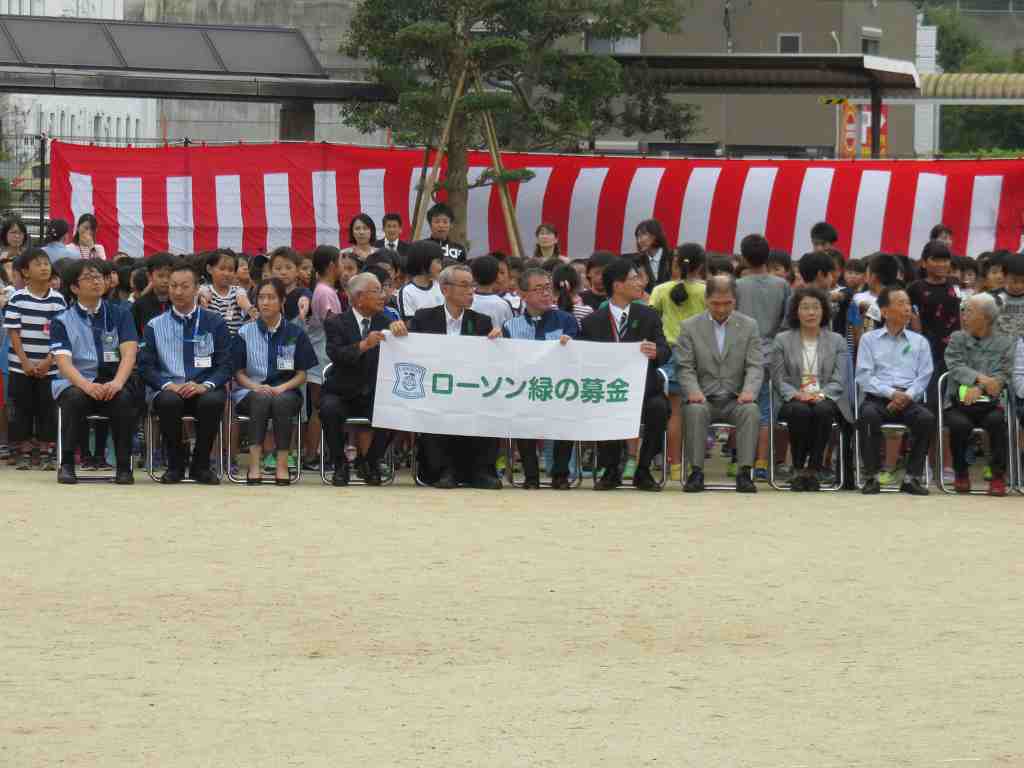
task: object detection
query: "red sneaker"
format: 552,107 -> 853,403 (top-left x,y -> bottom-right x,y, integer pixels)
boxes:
988,476 -> 1007,497
954,474 -> 972,494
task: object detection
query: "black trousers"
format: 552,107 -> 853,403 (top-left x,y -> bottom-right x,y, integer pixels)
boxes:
152,388 -> 226,472
238,390 -> 302,449
418,434 -> 498,484
858,395 -> 935,478
597,392 -> 669,476
946,403 -> 1007,476
57,386 -> 134,469
9,371 -> 56,443
518,439 -> 573,482
320,392 -> 393,467
779,398 -> 839,471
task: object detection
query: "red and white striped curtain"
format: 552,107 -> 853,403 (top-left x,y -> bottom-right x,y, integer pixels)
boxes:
50,140 -> 1024,260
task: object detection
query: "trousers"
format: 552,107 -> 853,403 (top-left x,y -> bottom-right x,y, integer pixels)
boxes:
596,392 -> 669,476
57,386 -> 134,469
946,402 -> 1006,476
238,390 -> 302,449
779,398 -> 839,470
858,395 -> 935,478
152,388 -> 226,472
683,396 -> 758,469
319,392 -> 393,466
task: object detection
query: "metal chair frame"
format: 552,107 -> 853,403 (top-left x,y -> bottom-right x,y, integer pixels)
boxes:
225,395 -> 302,485
55,406 -> 132,483
317,363 -> 396,486
145,402 -> 225,483
853,385 -> 932,491
767,386 -> 845,491
934,371 -> 1015,495
593,368 -> 669,489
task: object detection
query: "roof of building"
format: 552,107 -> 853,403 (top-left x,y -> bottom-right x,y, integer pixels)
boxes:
606,53 -> 920,95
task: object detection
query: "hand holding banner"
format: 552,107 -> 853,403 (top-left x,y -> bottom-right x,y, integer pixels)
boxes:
373,334 -> 648,441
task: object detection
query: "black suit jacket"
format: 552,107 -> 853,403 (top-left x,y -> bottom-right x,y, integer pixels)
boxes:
323,309 -> 393,399
373,238 -> 409,256
409,305 -> 493,337
626,250 -> 672,288
579,302 -> 671,398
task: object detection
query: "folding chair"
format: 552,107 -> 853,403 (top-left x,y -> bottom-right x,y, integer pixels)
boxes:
767,386 -> 845,491
853,385 -> 931,491
935,371 -> 1015,495
226,395 -> 302,485
55,406 -> 130,483
504,439 -> 584,488
317,363 -> 396,486
592,368 -> 669,489
145,404 -> 224,483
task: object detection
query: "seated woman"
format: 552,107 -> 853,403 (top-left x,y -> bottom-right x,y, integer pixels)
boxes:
769,286 -> 852,491
232,278 -> 317,485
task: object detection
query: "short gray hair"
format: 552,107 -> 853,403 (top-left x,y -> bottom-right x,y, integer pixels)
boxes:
347,272 -> 379,300
967,291 -> 1000,324
439,264 -> 472,288
705,273 -> 737,299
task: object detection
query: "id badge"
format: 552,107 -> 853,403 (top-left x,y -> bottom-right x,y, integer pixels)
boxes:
194,332 -> 214,368
544,329 -> 562,341
277,344 -> 296,371
101,331 -> 120,363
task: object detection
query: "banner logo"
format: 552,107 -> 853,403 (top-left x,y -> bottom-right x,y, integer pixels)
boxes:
393,362 -> 427,400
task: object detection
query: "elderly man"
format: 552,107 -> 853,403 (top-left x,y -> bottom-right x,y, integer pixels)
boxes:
138,259 -> 232,485
392,263 -> 501,489
579,258 -> 671,491
677,275 -> 763,493
944,293 -> 1014,496
320,272 -> 395,487
49,258 -> 139,485
503,267 -> 579,489
855,286 -> 934,496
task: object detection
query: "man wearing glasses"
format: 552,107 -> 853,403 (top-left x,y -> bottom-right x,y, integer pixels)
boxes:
501,267 -> 579,489
49,259 -> 139,484
392,263 -> 502,489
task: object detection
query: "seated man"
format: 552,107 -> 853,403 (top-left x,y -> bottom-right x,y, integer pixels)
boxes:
321,272 -> 395,487
393,262 -> 501,489
579,258 -> 671,491
855,286 -> 935,496
50,258 -> 139,485
138,259 -> 232,485
944,293 -> 1014,496
677,274 -> 763,493
502,267 -> 579,490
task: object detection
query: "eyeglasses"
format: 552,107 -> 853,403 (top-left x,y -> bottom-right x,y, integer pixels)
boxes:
448,281 -> 476,289
78,273 -> 105,283
526,284 -> 553,293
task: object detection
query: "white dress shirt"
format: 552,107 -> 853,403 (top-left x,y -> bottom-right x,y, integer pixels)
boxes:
445,305 -> 463,336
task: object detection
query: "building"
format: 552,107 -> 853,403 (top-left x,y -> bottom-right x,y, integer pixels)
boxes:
593,0 -> 922,157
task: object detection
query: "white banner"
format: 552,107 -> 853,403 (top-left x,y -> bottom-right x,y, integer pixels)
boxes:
373,334 -> 648,440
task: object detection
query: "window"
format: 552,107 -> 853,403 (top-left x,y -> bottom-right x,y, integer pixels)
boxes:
585,33 -> 641,54
69,114 -> 75,138
93,115 -> 101,139
861,37 -> 880,55
778,34 -> 801,54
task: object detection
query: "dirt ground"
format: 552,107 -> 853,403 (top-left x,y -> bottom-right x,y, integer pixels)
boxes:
2,469 -> 1023,767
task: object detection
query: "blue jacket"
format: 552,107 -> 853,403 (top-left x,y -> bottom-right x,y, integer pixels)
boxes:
139,305 -> 232,394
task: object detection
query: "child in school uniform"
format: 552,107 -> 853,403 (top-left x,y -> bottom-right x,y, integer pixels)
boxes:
201,249 -> 253,336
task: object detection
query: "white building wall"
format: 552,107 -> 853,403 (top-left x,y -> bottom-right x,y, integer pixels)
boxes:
914,15 -> 940,157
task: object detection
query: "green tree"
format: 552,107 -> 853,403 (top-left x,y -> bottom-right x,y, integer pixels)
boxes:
923,6 -> 1024,152
341,0 -> 698,247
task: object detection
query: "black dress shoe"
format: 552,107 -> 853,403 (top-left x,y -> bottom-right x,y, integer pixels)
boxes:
593,471 -> 621,491
632,467 -> 661,492
363,463 -> 383,486
57,464 -> 78,485
900,476 -> 930,496
471,473 -> 502,490
736,466 -> 757,493
683,468 -> 705,493
433,471 -> 458,489
861,477 -> 881,495
522,477 -> 541,489
789,474 -> 806,492
550,475 -> 571,490
114,469 -> 135,485
191,468 -> 221,486
160,469 -> 184,484
331,463 -> 350,487
804,474 -> 820,492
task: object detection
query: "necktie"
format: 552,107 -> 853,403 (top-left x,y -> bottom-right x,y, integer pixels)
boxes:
361,318 -> 370,339
617,312 -> 628,340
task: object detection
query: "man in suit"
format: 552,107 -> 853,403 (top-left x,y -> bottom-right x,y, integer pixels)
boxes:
677,274 -> 764,493
579,258 -> 671,491
373,212 -> 409,256
320,272 -> 394,486
138,260 -> 232,485
392,263 -> 502,488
